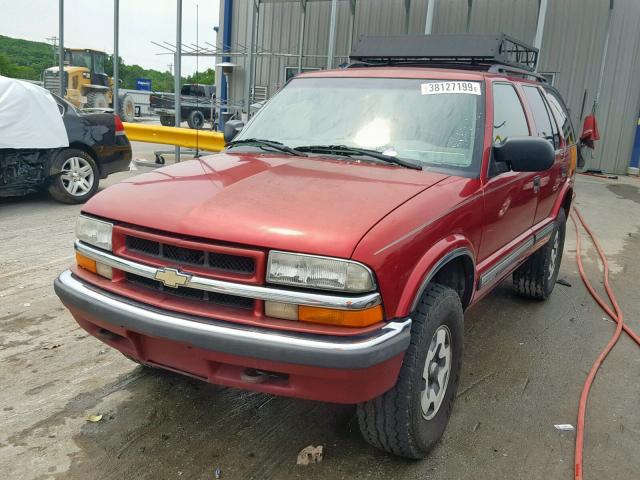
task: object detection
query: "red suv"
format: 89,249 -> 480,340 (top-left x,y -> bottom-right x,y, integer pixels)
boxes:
55,35 -> 588,458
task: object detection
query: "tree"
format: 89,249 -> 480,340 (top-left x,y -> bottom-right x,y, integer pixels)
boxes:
0,35 -> 215,92
185,68 -> 215,86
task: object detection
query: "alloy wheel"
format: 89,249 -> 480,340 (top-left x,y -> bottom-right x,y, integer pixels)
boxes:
60,156 -> 94,196
548,233 -> 560,280
421,325 -> 452,420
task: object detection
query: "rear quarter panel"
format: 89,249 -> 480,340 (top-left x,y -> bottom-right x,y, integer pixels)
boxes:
63,112 -> 115,147
63,111 -> 131,176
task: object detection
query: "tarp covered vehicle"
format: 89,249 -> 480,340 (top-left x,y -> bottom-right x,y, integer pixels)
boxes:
0,76 -> 131,203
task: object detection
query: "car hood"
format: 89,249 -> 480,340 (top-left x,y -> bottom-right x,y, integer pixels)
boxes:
84,152 -> 448,258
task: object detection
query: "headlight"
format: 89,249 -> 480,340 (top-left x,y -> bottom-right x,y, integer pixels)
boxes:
266,251 -> 375,292
75,215 -> 113,251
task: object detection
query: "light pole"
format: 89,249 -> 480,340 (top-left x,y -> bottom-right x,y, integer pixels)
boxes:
58,0 -> 64,97
113,0 -> 119,117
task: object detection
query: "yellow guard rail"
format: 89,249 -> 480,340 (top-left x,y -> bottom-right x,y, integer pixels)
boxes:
123,123 -> 225,152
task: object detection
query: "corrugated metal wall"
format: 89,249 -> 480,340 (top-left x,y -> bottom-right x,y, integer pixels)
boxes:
219,0 -> 640,174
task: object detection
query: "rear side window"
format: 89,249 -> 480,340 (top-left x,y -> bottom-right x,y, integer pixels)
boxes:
522,85 -> 559,149
545,89 -> 576,145
492,83 -> 529,143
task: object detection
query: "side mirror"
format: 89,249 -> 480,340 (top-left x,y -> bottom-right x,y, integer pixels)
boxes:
580,113 -> 600,150
493,137 -> 555,172
224,120 -> 244,143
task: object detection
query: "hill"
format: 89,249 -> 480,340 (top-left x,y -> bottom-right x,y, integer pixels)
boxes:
0,35 -> 54,80
0,35 -> 214,92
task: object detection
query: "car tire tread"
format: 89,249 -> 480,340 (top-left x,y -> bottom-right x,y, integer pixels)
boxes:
513,209 -> 566,300
357,283 -> 463,459
47,148 -> 100,204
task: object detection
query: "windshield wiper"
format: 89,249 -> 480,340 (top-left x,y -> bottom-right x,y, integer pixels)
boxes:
295,145 -> 422,170
226,138 -> 307,157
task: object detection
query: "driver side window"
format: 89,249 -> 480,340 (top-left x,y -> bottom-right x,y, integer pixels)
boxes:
492,83 -> 530,143
490,83 -> 530,176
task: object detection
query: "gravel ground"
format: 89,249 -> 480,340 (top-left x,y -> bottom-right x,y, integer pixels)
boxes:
1,150 -> 639,480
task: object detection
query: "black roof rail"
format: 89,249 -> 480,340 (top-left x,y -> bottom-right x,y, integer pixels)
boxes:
348,33 -> 539,73
487,65 -> 548,83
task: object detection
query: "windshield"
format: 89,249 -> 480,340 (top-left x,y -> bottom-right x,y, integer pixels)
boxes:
237,77 -> 484,175
93,53 -> 105,74
66,51 -> 92,69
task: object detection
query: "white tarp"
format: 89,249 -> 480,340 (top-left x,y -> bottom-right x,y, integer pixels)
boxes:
0,75 -> 69,149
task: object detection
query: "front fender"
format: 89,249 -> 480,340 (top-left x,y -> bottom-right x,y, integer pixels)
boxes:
394,234 -> 476,317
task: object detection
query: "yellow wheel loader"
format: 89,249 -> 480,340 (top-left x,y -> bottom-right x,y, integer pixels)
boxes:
43,49 -> 135,122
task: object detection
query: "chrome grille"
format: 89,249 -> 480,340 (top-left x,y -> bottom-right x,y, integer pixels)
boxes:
43,73 -> 61,95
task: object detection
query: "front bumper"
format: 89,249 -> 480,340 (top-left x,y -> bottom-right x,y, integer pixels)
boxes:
55,270 -> 411,402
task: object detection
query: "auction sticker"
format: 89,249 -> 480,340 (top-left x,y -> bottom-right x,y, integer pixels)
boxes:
421,81 -> 481,95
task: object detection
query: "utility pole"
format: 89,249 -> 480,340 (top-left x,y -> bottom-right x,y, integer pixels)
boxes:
175,0 -> 182,162
47,36 -> 58,63
113,0 -> 119,117
58,0 -> 64,97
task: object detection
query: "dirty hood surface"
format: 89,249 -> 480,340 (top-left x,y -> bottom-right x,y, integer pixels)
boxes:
84,152 -> 448,258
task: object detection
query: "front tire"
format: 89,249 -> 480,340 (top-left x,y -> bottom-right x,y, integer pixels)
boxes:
48,149 -> 100,204
86,91 -> 109,109
357,283 -> 464,458
513,209 -> 567,300
187,110 -> 205,129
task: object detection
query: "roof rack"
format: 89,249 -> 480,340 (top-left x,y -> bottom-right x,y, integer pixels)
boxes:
487,64 -> 547,83
348,33 -> 539,73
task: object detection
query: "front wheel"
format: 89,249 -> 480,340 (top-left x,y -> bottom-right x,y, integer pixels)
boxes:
48,149 -> 100,204
513,208 -> 567,300
86,91 -> 109,109
357,283 -> 464,458
187,110 -> 205,129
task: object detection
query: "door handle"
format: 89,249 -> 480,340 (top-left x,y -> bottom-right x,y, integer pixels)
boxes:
533,176 -> 541,194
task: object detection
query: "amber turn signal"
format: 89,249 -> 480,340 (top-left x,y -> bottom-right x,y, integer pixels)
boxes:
76,251 -> 97,273
75,252 -> 113,279
298,304 -> 384,327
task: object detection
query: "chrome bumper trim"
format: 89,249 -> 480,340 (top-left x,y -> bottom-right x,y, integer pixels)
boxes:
56,270 -> 411,367
75,241 -> 381,310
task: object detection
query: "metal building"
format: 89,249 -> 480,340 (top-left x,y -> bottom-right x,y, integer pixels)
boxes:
216,0 -> 640,175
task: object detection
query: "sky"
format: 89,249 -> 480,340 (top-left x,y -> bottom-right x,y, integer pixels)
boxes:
0,0 -> 220,75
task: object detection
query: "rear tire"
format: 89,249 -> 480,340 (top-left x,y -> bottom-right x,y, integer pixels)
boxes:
48,148 -> 100,204
86,91 -> 108,109
513,209 -> 567,300
118,93 -> 136,122
160,115 -> 175,127
357,283 -> 463,458
187,110 -> 205,129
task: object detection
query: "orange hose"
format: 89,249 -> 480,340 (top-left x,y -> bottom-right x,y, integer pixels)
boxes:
572,208 -> 640,344
570,206 -> 640,480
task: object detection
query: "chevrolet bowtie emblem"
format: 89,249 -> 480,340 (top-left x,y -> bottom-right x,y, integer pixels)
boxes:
154,267 -> 191,288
